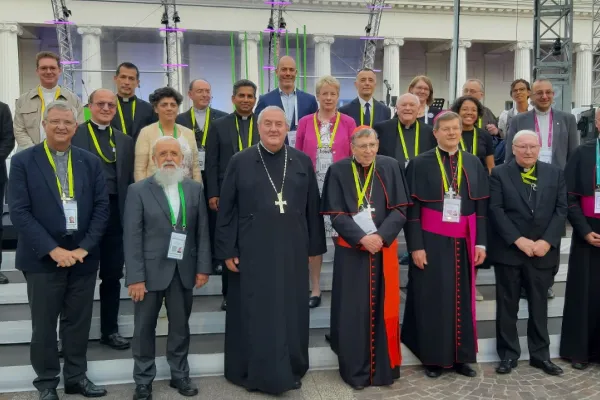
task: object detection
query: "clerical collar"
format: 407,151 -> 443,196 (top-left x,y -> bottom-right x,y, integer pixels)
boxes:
90,119 -> 109,130
438,146 -> 458,156
352,156 -> 373,170
519,163 -> 536,173
399,120 -> 415,129
118,95 -> 136,103
535,107 -> 551,116
48,145 -> 71,156
259,141 -> 284,154
235,112 -> 252,120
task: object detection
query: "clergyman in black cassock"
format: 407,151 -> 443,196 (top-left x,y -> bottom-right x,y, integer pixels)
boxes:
321,127 -> 410,389
402,111 -> 489,378
488,130 -> 567,376
215,106 -> 326,395
560,135 -> 600,370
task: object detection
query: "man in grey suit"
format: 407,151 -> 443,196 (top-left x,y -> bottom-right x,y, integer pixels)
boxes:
504,78 -> 579,299
124,136 -> 211,400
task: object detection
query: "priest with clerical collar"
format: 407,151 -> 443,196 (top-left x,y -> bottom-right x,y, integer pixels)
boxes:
111,62 -> 157,142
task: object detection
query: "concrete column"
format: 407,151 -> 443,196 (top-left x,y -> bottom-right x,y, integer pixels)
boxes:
574,43 -> 593,108
76,26 -> 103,95
382,37 -> 404,104
313,35 -> 335,77
511,40 -> 532,82
453,39 -> 472,101
0,22 -> 23,112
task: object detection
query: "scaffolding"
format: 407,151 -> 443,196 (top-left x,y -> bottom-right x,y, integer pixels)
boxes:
592,0 -> 600,104
49,0 -> 76,91
532,0 -> 573,112
161,0 -> 182,90
360,0 -> 387,69
265,4 -> 285,91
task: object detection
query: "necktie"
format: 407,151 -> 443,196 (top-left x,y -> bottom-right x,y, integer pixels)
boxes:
364,102 -> 371,126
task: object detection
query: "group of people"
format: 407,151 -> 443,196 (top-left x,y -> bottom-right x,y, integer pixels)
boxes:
0,49 -> 599,400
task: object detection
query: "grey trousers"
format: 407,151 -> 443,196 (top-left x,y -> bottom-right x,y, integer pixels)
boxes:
132,269 -> 194,385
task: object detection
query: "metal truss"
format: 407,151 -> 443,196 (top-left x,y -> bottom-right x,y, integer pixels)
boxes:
161,0 -> 181,90
50,0 -> 76,91
361,0 -> 386,69
532,0 -> 573,111
592,0 -> 600,104
266,4 -> 285,91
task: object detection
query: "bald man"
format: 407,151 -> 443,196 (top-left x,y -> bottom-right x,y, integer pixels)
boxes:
73,88 -> 135,350
254,56 -> 318,146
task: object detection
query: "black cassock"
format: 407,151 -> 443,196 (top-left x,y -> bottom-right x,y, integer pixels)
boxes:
215,143 -> 326,395
560,139 -> 600,363
321,155 -> 410,387
402,148 -> 489,367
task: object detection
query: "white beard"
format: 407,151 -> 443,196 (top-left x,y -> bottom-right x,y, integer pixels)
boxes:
154,164 -> 185,187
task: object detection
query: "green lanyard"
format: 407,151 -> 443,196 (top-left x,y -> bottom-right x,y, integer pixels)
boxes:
459,128 -> 477,156
235,116 -> 254,151
190,107 -> 211,147
397,121 -> 420,160
159,122 -> 178,138
165,183 -> 187,229
116,98 -> 136,135
351,160 -> 375,209
521,164 -> 537,185
43,140 -> 74,199
360,104 -> 374,127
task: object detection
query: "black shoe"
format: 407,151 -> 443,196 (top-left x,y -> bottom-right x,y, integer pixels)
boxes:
221,299 -> 227,311
0,272 -> 8,284
530,359 -> 563,376
169,377 -> 198,397
293,380 -> 302,390
547,287 -> 555,299
39,389 -> 59,400
454,363 -> 477,377
496,359 -> 518,374
57,340 -> 63,358
424,365 -> 442,378
399,252 -> 410,265
308,295 -> 321,308
572,362 -> 589,370
325,333 -> 331,342
100,333 -> 130,350
64,377 -> 107,397
133,384 -> 152,400
352,385 -> 365,390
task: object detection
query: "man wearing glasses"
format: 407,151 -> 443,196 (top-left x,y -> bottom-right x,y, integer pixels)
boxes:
73,89 -> 134,351
462,79 -> 500,137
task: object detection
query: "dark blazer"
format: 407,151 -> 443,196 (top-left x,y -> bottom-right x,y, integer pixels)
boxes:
205,113 -> 259,199
176,106 -> 228,148
375,119 -> 436,172
8,144 -> 110,274
110,96 -> 157,143
488,160 -> 567,268
0,102 -> 15,183
254,89 -> 318,131
417,106 -> 443,126
339,97 -> 391,127
72,123 -> 134,222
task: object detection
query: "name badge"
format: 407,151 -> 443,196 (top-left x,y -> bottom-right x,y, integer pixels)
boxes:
442,197 -> 461,223
316,149 -> 333,174
63,199 -> 78,231
198,148 -> 206,171
595,191 -> 600,214
167,231 -> 187,260
539,148 -> 552,164
352,209 -> 377,235
287,130 -> 297,147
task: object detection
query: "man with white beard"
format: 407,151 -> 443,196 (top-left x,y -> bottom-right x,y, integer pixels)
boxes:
124,136 -> 212,399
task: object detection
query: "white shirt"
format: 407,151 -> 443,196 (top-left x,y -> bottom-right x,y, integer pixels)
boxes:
279,89 -> 297,128
358,97 -> 373,114
39,86 -> 59,141
535,108 -> 552,149
163,183 -> 180,222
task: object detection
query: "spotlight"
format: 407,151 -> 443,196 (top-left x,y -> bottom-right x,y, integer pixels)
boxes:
552,38 -> 562,56
279,17 -> 287,30
173,11 -> 181,23
161,12 -> 168,25
267,17 -> 274,31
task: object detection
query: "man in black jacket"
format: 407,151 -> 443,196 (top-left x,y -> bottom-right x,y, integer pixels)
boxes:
339,68 -> 391,127
0,101 -> 15,284
488,129 -> 567,376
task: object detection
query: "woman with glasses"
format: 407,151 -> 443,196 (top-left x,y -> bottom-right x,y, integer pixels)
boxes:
408,75 -> 442,125
498,79 -> 533,137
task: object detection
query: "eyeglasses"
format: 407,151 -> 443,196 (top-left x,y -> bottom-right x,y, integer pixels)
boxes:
533,91 -> 554,97
513,144 -> 540,151
93,102 -> 117,110
46,120 -> 76,127
353,143 -> 378,150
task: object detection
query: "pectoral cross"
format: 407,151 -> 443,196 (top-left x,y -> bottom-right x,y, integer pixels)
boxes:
365,204 -> 375,214
275,192 -> 287,213
446,187 -> 456,199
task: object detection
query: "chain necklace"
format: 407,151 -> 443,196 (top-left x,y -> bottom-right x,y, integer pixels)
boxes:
257,143 -> 288,213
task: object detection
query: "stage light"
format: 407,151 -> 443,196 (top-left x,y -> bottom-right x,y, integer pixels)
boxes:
161,12 -> 168,25
552,38 -> 562,56
173,11 -> 181,23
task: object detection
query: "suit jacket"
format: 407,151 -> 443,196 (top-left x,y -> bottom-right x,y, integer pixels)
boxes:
123,176 -> 212,291
205,113 -> 259,199
110,96 -> 157,143
8,144 -> 110,274
72,123 -> 134,222
505,109 -> 579,169
375,119 -> 436,172
254,88 -> 318,131
0,102 -> 15,182
176,106 -> 228,149
339,97 -> 391,127
488,160 -> 567,268
13,86 -> 84,151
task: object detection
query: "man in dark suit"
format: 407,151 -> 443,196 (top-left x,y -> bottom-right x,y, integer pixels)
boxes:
339,68 -> 391,127
8,100 -> 110,400
205,79 -> 259,310
111,62 -> 157,143
124,136 -> 211,400
254,56 -> 318,146
72,88 -> 134,351
0,101 -> 15,284
488,129 -> 567,377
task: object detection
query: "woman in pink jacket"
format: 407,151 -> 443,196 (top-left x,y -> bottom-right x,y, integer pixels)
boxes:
295,75 -> 356,309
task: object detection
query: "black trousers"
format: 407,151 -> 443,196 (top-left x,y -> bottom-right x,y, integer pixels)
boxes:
25,269 -> 97,390
202,171 -> 227,297
98,195 -> 125,336
494,262 -> 555,361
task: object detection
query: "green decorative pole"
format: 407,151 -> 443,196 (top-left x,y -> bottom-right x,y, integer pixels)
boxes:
259,32 -> 265,95
285,30 -> 289,56
230,32 -> 236,85
274,33 -> 279,88
296,28 -> 300,88
303,25 -> 307,91
244,31 -> 249,79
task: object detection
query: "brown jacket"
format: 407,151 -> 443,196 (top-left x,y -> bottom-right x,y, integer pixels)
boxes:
13,86 -> 84,150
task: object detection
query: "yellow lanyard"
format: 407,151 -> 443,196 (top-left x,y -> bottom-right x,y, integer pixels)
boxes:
313,112 -> 341,149
360,104 -> 375,127
521,164 -> 537,185
43,140 -> 74,199
190,107 -> 211,147
459,128 -> 478,156
435,147 -> 463,194
38,86 -> 61,118
477,117 -> 482,128
397,121 -> 420,160
235,116 -> 254,151
87,123 -> 116,163
351,160 -> 375,209
116,98 -> 136,135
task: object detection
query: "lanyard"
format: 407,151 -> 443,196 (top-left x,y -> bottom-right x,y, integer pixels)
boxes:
477,117 -> 482,129
397,121 -> 420,160
235,116 -> 254,151
190,107 -> 211,147
38,86 -> 61,117
534,111 -> 553,148
521,164 -> 537,185
87,123 -> 116,163
459,128 -> 478,156
351,160 -> 375,209
313,112 -> 341,149
116,98 -> 136,135
424,105 -> 429,124
159,122 -> 178,138
43,140 -> 74,199
435,147 -> 463,194
165,183 -> 187,229
360,103 -> 374,127
596,139 -> 600,188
